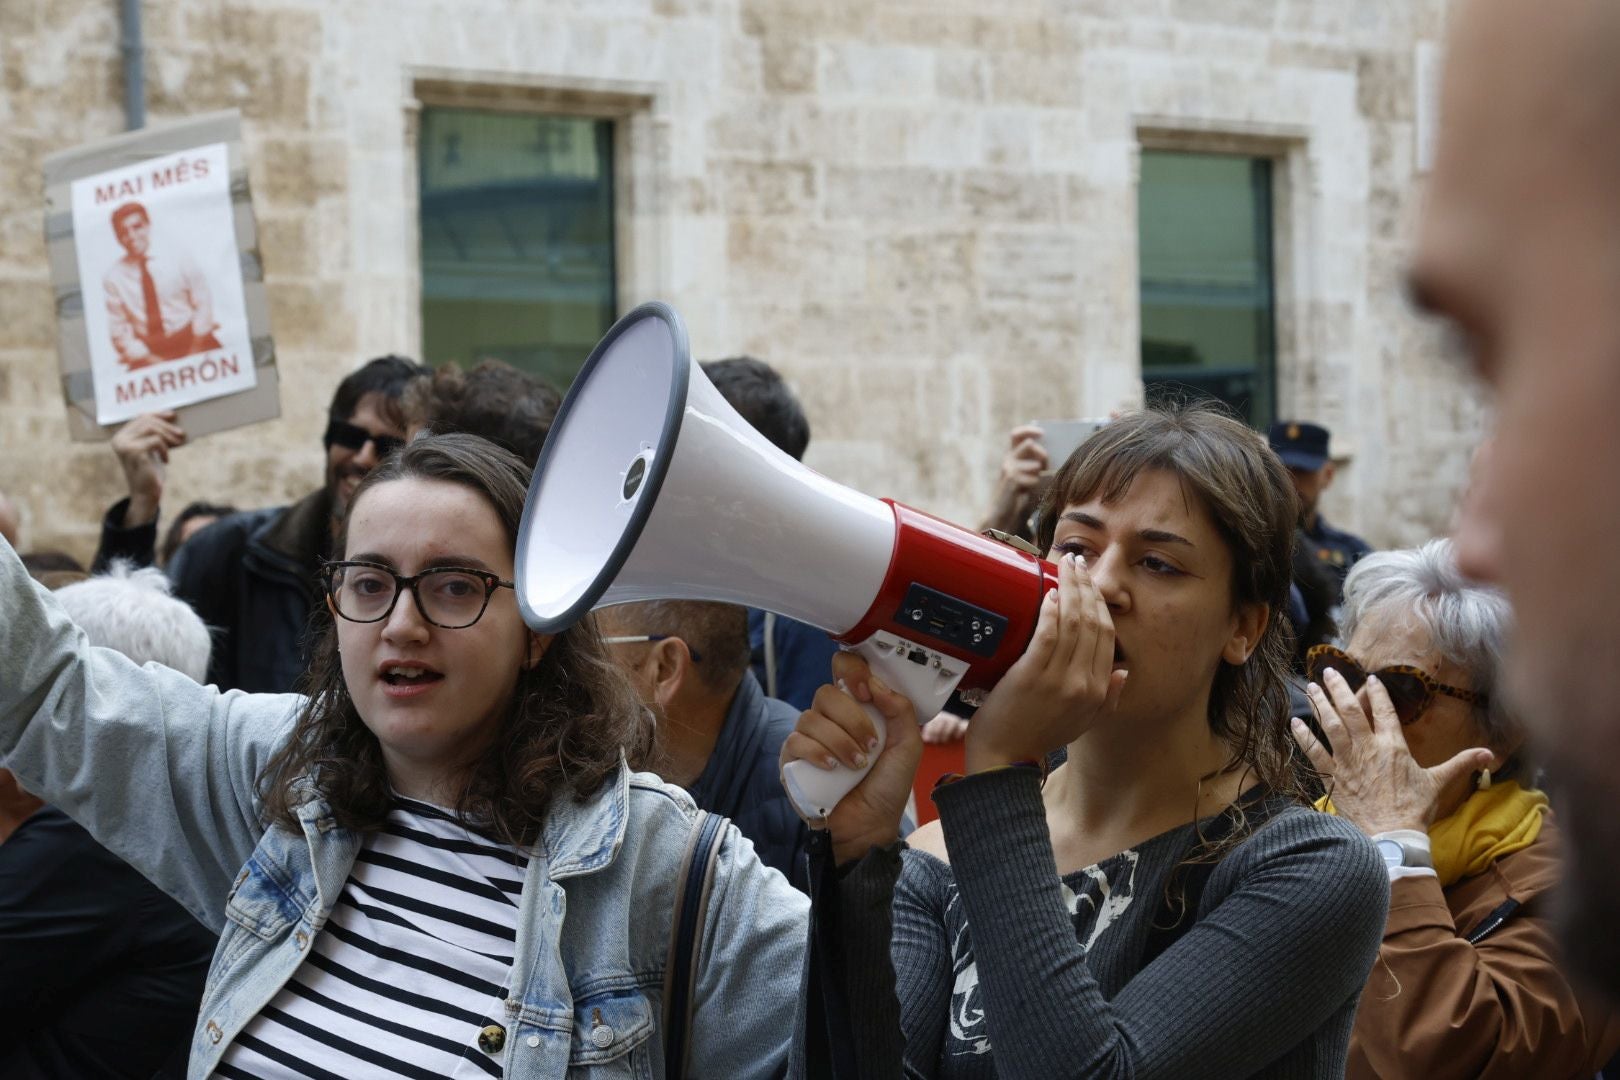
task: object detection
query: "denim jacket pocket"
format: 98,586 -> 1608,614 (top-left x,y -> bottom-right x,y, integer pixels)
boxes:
222,856 -> 303,940
567,986 -> 655,1069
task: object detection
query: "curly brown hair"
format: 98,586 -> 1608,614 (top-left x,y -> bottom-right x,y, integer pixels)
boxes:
1034,402 -> 1309,807
258,433 -> 654,847
401,360 -> 562,467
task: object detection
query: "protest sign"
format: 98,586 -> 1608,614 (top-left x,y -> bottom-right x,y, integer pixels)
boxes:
43,111 -> 279,440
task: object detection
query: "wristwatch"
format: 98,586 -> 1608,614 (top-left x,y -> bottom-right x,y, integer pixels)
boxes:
1373,830 -> 1433,870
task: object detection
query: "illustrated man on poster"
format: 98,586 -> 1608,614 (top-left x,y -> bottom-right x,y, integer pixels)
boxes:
103,201 -> 221,371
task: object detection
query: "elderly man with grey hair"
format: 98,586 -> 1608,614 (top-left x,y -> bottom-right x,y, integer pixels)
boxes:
0,560 -> 217,1079
1291,539 -> 1620,1079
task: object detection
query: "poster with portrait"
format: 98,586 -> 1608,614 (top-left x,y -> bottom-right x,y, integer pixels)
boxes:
70,143 -> 254,423
43,110 -> 279,441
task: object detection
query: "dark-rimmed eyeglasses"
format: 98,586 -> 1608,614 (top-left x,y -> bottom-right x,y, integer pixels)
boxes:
1305,644 -> 1488,726
324,418 -> 404,460
601,634 -> 703,663
322,560 -> 514,629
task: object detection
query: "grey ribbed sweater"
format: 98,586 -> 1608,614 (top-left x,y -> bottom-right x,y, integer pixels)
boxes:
801,768 -> 1388,1079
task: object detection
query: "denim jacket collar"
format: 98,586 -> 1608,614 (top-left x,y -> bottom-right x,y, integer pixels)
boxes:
540,760 -> 631,879
288,760 -> 632,884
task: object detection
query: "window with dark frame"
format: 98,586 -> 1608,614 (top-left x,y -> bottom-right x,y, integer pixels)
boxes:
1138,150 -> 1277,428
418,108 -> 617,388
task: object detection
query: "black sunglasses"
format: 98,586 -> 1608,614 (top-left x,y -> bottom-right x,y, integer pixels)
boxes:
324,418 -> 404,460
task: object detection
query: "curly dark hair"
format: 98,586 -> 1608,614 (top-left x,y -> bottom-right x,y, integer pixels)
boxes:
403,360 -> 562,467
257,433 -> 654,846
1035,402 -> 1309,809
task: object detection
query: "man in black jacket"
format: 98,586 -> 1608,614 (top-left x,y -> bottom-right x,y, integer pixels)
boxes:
596,599 -> 811,890
95,355 -> 428,692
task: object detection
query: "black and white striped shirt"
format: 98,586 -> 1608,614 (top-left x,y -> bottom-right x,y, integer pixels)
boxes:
215,797 -> 526,1079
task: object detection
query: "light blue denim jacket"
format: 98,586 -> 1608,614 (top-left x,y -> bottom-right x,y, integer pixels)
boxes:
0,540 -> 809,1078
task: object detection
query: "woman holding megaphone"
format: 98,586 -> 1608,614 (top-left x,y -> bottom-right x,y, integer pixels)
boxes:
785,405 -> 1390,1079
0,433 -> 808,1079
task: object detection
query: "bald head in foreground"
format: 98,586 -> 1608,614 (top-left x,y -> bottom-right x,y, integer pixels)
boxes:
1420,0 -> 1620,995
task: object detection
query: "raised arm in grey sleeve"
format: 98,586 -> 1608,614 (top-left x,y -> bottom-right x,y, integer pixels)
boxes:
932,768 -> 1389,1079
0,537 -> 298,931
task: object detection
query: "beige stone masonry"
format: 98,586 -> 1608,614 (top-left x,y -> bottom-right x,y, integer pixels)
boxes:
0,0 -> 1478,566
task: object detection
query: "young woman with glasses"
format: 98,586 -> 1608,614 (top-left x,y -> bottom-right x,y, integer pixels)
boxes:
786,405 -> 1391,1078
1291,539 -> 1620,1079
0,433 -> 807,1079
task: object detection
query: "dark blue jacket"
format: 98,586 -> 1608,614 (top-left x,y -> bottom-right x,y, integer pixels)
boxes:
1303,514 -> 1373,590
165,489 -> 331,693
94,490 -> 329,693
747,608 -> 840,712
687,671 -> 811,892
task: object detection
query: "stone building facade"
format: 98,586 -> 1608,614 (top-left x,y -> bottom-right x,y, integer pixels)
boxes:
0,0 -> 1480,563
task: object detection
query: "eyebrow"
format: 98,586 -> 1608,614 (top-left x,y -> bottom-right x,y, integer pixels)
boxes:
1059,511 -> 1195,548
347,553 -> 497,572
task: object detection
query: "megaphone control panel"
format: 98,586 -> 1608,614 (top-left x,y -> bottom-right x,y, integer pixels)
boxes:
895,583 -> 1007,658
839,500 -> 1056,693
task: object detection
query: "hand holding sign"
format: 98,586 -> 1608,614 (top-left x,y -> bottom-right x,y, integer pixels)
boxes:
112,411 -> 187,529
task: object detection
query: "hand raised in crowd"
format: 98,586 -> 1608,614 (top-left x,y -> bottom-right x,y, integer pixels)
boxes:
979,424 -> 1049,535
780,651 -> 923,865
964,552 -> 1127,771
112,411 -> 186,528
1290,670 -> 1492,836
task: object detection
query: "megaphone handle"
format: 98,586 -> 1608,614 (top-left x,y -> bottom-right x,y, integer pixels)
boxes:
781,633 -> 965,821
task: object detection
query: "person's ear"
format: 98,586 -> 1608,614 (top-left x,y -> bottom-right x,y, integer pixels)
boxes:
649,637 -> 693,710
1222,602 -> 1270,665
1321,462 -> 1337,486
1487,732 -> 1525,775
524,632 -> 553,671
326,594 -> 341,643
528,628 -> 560,670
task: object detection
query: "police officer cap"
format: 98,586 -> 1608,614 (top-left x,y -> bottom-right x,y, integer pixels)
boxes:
1267,421 -> 1331,471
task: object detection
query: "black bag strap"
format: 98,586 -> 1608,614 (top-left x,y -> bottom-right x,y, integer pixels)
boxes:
663,810 -> 725,1080
1142,791 -> 1281,967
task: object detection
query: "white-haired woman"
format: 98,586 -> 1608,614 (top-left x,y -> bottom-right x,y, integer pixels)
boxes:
1291,538 -> 1620,1079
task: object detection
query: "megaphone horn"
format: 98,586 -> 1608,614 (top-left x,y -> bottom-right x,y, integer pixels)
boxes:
516,302 -> 1059,819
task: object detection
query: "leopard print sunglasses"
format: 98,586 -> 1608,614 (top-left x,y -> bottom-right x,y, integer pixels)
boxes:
1305,644 -> 1489,726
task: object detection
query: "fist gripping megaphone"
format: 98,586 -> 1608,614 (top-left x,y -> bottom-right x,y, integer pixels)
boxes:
516,303 -> 1058,819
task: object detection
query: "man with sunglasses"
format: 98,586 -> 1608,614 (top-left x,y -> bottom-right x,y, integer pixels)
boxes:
94,354 -> 427,693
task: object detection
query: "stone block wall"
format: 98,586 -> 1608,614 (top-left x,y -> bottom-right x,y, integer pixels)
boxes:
0,0 -> 1478,565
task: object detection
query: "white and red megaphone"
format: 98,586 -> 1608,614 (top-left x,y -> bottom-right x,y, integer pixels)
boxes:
516,303 -> 1059,819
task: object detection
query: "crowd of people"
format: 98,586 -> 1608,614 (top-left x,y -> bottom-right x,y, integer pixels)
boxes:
5,0 -> 1620,1077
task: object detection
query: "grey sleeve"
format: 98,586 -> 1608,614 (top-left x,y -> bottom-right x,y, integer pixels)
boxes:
891,855 -> 954,1077
791,833 -> 912,1080
933,768 -> 1389,1079
689,819 -> 812,1080
0,538 -> 297,931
